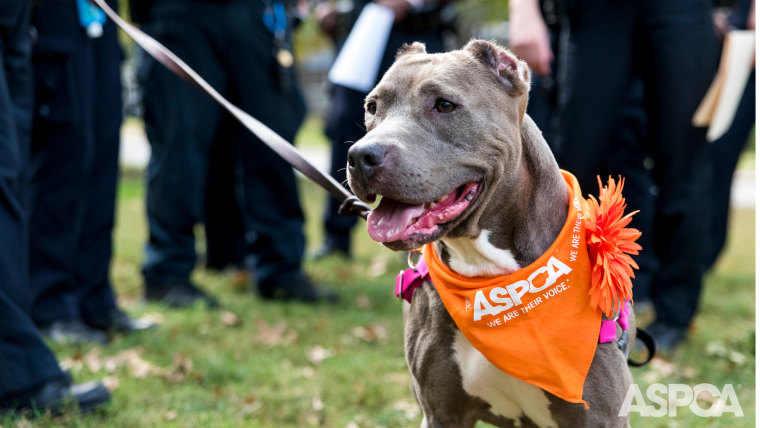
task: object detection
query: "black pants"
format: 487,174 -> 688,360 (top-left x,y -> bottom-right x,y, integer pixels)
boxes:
0,0 -> 64,399
705,71 -> 755,268
204,114 -> 246,271
549,0 -> 718,327
139,0 -> 307,288
322,26 -> 447,246
28,0 -> 122,326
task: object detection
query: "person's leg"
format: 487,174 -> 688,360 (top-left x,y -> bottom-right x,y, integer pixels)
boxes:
0,3 -> 108,413
0,290 -> 110,415
225,0 -> 334,301
0,290 -> 65,403
0,0 -> 32,316
204,115 -> 246,271
76,0 -> 120,324
548,0 -> 661,315
550,0 -> 637,193
1,0 -> 33,218
28,2 -> 100,336
76,6 -> 155,332
602,79 -> 659,306
139,3 -> 226,306
319,85 -> 365,257
704,70 -> 755,269
639,0 -> 719,347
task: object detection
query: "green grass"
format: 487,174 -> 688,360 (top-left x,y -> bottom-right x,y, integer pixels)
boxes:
1,137 -> 755,427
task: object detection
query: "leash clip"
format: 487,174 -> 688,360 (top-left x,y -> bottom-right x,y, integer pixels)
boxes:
338,195 -> 372,219
407,249 -> 423,270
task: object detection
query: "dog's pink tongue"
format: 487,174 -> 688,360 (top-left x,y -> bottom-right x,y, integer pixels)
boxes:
367,197 -> 425,243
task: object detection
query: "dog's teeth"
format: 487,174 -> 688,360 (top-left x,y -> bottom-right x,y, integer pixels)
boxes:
429,202 -> 437,209
437,195 -> 448,203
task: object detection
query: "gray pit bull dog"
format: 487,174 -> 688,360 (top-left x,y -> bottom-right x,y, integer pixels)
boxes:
346,40 -> 636,427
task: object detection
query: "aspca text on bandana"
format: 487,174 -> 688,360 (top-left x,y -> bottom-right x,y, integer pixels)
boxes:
471,256 -> 573,323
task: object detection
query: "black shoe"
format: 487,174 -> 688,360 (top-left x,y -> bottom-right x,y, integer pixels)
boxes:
39,319 -> 109,345
0,378 -> 111,415
86,308 -> 157,334
310,239 -> 351,261
145,282 -> 220,308
647,321 -> 688,354
258,274 -> 339,304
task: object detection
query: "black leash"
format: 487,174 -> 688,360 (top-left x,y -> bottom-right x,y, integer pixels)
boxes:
627,328 -> 656,367
90,0 -> 371,219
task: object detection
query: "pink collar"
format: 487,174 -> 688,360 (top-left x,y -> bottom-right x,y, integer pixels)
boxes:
395,259 -> 629,344
395,259 -> 428,303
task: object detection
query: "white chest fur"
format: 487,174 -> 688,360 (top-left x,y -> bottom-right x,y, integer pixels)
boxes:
438,230 -> 521,277
452,331 -> 558,427
438,230 -> 557,427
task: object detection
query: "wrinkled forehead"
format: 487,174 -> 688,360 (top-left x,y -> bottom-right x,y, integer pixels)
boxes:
369,50 -> 486,102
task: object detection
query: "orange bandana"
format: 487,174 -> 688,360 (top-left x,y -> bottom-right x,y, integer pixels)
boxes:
423,171 -> 599,405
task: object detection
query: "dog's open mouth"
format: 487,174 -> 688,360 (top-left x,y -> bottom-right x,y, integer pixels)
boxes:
367,182 -> 481,245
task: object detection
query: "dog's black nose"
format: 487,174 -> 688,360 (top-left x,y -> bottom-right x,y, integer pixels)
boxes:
347,143 -> 386,177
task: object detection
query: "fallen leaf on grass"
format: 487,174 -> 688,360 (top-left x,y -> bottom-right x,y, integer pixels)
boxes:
682,367 -> 697,379
307,346 -> 335,364
84,348 -> 103,372
164,353 -> 194,383
351,324 -> 389,344
15,418 -> 34,428
220,311 -> 242,327
67,347 -> 197,384
706,341 -> 728,357
117,349 -> 161,378
165,410 -> 177,421
115,294 -> 141,309
255,320 -> 298,346
312,397 -> 324,411
695,389 -> 719,405
355,295 -> 371,309
59,350 -> 85,371
103,376 -> 120,391
296,366 -> 316,378
728,351 -> 748,366
642,357 -> 675,383
140,312 -> 166,325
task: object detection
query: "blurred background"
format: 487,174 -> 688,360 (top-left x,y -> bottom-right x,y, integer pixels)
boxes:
2,0 -> 753,426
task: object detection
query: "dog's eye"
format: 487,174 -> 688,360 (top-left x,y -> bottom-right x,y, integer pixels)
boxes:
434,98 -> 457,113
366,101 -> 377,115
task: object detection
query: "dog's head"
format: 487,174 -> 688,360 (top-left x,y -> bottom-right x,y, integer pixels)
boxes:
347,40 -> 531,251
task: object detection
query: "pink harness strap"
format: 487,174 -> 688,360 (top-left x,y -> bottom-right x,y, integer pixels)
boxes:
598,303 -> 630,343
396,260 -> 630,344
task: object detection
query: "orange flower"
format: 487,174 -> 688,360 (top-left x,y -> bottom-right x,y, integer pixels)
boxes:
584,176 -> 642,318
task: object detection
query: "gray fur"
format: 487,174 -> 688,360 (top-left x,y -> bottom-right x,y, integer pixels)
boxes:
347,40 -> 634,427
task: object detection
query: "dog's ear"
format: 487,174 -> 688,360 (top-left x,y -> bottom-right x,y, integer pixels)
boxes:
464,40 -> 530,97
396,42 -> 427,60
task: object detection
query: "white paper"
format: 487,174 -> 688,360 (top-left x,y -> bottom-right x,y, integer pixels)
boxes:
327,3 -> 395,93
707,31 -> 755,142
